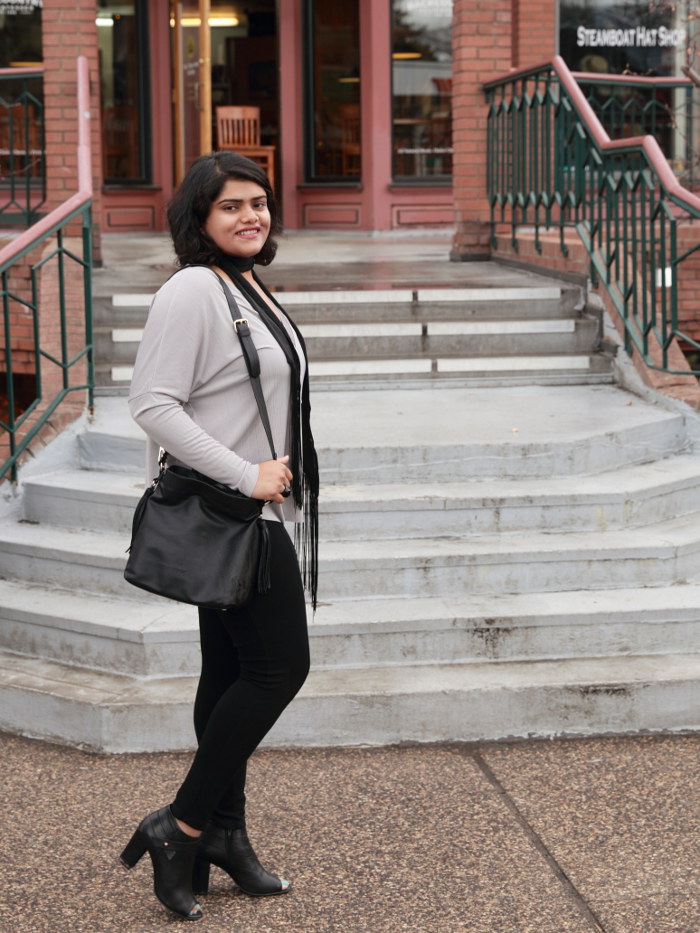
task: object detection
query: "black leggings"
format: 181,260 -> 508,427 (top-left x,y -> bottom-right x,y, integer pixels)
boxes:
170,522 -> 310,831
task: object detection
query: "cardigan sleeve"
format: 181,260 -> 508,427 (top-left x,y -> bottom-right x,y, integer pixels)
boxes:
128,268 -> 260,496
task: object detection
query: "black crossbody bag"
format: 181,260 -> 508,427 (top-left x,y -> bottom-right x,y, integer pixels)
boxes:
124,274 -> 285,609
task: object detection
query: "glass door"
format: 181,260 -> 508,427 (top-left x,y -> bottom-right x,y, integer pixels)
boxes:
172,0 -> 212,183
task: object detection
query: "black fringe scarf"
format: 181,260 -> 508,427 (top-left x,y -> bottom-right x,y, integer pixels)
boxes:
217,255 -> 320,610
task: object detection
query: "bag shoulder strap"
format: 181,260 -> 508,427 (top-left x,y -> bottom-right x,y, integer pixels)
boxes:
211,270 -> 277,461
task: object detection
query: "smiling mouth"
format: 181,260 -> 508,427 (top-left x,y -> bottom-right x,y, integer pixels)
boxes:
236,228 -> 261,237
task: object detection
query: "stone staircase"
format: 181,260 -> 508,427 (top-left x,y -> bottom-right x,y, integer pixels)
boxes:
1,277 -> 699,752
94,282 -> 612,391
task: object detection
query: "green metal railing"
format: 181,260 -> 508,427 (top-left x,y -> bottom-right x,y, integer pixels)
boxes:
0,58 -> 93,483
577,74 -> 695,187
484,57 -> 700,376
0,67 -> 46,226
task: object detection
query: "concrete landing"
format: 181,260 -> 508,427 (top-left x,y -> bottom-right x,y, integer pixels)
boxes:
96,229 -> 560,294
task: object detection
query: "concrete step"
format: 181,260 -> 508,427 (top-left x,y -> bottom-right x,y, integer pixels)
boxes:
23,469 -> 145,532
315,515 -> 700,599
96,363 -> 615,394
319,454 -> 700,538
2,578 -> 697,677
312,386 -> 687,483
309,587 -> 700,668
309,351 -> 605,377
77,387 -> 689,480
304,316 -> 599,357
21,454 -> 700,537
278,652 -> 700,747
281,286 -> 582,320
95,316 -> 600,363
97,353 -> 611,391
0,648 -> 696,752
0,580 -> 197,676
1,512 -> 700,600
93,285 -> 578,326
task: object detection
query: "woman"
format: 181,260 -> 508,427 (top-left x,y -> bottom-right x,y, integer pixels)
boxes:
120,151 -> 319,921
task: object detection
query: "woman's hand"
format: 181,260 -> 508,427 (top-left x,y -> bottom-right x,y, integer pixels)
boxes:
252,455 -> 293,503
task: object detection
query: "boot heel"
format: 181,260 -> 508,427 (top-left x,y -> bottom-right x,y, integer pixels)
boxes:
120,829 -> 148,869
192,855 -> 210,896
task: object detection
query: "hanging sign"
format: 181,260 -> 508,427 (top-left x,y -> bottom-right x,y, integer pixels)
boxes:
0,0 -> 41,13
576,26 -> 687,49
560,0 -> 686,75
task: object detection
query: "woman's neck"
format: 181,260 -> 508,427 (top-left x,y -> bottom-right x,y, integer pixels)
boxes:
220,253 -> 255,274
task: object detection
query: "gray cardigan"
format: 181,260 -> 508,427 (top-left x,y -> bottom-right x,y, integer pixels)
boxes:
128,265 -> 304,523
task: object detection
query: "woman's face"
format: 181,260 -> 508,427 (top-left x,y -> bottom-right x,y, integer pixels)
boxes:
203,177 -> 271,260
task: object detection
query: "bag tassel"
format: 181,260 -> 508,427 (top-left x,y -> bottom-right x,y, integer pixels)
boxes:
257,519 -> 272,594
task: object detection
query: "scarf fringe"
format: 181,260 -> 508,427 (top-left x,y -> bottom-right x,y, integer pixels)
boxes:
219,258 -> 320,611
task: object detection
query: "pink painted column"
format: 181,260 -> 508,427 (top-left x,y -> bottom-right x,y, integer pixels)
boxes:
358,0 -> 393,230
149,0 -> 174,228
277,0 -> 304,229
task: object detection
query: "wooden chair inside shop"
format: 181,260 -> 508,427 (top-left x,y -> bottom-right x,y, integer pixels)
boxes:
215,106 -> 276,190
339,104 -> 361,176
102,106 -> 138,178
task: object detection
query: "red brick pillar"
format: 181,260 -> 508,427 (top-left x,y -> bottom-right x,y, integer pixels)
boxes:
676,222 -> 700,348
450,0 -> 512,261
42,0 -> 103,256
513,0 -> 557,68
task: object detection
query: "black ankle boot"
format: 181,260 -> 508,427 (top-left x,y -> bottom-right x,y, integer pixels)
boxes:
120,806 -> 203,921
192,825 -> 290,897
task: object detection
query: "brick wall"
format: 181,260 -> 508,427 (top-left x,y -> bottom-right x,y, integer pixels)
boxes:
451,0 -> 560,260
42,0 -> 103,250
677,223 -> 700,348
513,0 -> 557,67
450,0 -> 512,260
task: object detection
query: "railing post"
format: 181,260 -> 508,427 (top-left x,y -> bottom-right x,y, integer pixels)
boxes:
0,57 -> 93,483
82,204 -> 94,413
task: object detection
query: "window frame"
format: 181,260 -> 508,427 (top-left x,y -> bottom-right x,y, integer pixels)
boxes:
100,0 -> 152,187
302,0 -> 362,185
390,0 -> 453,185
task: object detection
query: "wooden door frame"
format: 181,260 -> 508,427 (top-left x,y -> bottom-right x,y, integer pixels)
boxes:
172,0 -> 212,184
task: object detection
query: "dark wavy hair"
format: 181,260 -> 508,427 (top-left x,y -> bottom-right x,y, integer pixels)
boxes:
167,151 -> 281,267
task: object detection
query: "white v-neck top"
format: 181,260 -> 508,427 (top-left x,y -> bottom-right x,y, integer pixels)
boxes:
128,265 -> 304,523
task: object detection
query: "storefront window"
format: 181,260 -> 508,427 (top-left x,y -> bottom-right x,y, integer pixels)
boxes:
97,1 -> 151,184
0,1 -> 43,187
0,1 -> 42,68
560,0 -> 687,76
304,0 -> 361,182
210,1 -> 277,147
560,0 -> 696,176
391,0 -> 452,181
